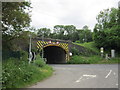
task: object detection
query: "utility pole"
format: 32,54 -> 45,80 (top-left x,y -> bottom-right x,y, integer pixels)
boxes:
42,33 -> 44,59
29,34 -> 32,64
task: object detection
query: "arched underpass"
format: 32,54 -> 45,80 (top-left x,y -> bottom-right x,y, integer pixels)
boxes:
43,46 -> 66,64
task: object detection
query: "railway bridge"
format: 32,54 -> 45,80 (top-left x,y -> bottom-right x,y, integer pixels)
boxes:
32,38 -> 97,64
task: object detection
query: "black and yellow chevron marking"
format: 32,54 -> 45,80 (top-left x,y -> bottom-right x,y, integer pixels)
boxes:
37,41 -> 68,51
36,41 -> 69,61
37,41 -> 49,50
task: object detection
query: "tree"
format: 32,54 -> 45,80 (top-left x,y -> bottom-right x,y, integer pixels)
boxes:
2,2 -> 31,50
94,7 -> 120,52
82,25 -> 93,42
77,26 -> 93,43
37,28 -> 51,38
64,25 -> 76,35
2,2 -> 31,36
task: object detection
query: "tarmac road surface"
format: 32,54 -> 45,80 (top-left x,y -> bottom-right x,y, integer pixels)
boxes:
29,64 -> 118,88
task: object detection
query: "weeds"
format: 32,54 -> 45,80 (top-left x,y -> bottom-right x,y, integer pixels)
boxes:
2,57 -> 53,89
68,55 -> 120,64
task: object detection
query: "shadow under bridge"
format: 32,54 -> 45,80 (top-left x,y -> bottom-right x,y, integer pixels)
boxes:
43,46 -> 67,64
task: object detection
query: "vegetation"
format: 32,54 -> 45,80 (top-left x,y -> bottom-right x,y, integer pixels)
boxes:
68,55 -> 120,64
74,42 -> 99,54
2,2 -> 31,51
2,56 -> 53,89
69,42 -> 120,64
2,2 -> 53,89
37,25 -> 93,43
93,8 -> 120,53
1,1 -> 120,89
68,55 -> 102,64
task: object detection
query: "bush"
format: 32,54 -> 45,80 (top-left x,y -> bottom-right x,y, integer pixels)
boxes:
68,55 -> 90,64
2,57 -> 53,89
2,50 -> 28,60
33,54 -> 46,67
67,55 -> 102,64
19,50 -> 28,60
34,59 -> 46,67
75,40 -> 81,43
71,47 -> 80,56
2,58 -> 40,89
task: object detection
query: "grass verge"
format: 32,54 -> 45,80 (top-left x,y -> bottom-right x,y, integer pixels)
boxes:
2,57 -> 53,89
67,55 -> 120,64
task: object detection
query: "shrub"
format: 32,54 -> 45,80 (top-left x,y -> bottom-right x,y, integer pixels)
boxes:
2,57 -> 54,89
68,55 -> 90,64
2,58 -> 42,89
2,50 -> 28,60
67,55 -> 102,64
75,40 -> 81,43
71,47 -> 80,56
34,59 -> 46,67
33,54 -> 46,67
19,50 -> 28,60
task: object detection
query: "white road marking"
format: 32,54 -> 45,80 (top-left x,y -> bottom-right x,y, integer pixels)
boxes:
105,70 -> 112,78
83,74 -> 96,78
75,76 -> 83,82
75,74 -> 96,83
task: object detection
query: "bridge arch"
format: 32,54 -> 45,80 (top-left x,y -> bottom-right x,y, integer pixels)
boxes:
43,45 -> 67,64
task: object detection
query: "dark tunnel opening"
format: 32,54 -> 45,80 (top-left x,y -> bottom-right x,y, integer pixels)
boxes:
43,46 -> 66,64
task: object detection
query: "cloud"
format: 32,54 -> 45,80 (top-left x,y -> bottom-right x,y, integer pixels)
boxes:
30,0 -> 119,30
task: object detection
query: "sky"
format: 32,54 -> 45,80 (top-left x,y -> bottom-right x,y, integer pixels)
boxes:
30,0 -> 119,31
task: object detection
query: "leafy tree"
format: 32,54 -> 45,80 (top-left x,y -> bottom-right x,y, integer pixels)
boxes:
82,25 -> 93,42
2,2 -> 31,50
64,25 -> 76,35
94,7 -> 120,52
64,25 -> 77,41
51,25 -> 93,42
76,26 -> 93,43
37,28 -> 51,38
2,2 -> 31,36
53,25 -> 65,34
52,25 -> 65,39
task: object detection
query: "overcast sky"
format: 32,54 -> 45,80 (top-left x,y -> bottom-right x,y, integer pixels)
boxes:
30,0 -> 119,31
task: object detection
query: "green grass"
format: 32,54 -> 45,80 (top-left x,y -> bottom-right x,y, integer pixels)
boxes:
72,41 -> 120,64
68,55 -> 120,64
2,57 -> 53,89
74,42 -> 99,53
96,58 -> 120,64
67,55 -> 102,64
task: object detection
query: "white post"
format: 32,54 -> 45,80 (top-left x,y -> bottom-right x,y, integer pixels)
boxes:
100,47 -> 104,58
29,35 -> 32,64
111,49 -> 115,58
42,33 -> 44,59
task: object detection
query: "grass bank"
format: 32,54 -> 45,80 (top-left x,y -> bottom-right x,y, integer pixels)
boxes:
2,56 -> 53,89
71,42 -> 120,64
74,42 -> 99,54
68,55 -> 120,64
